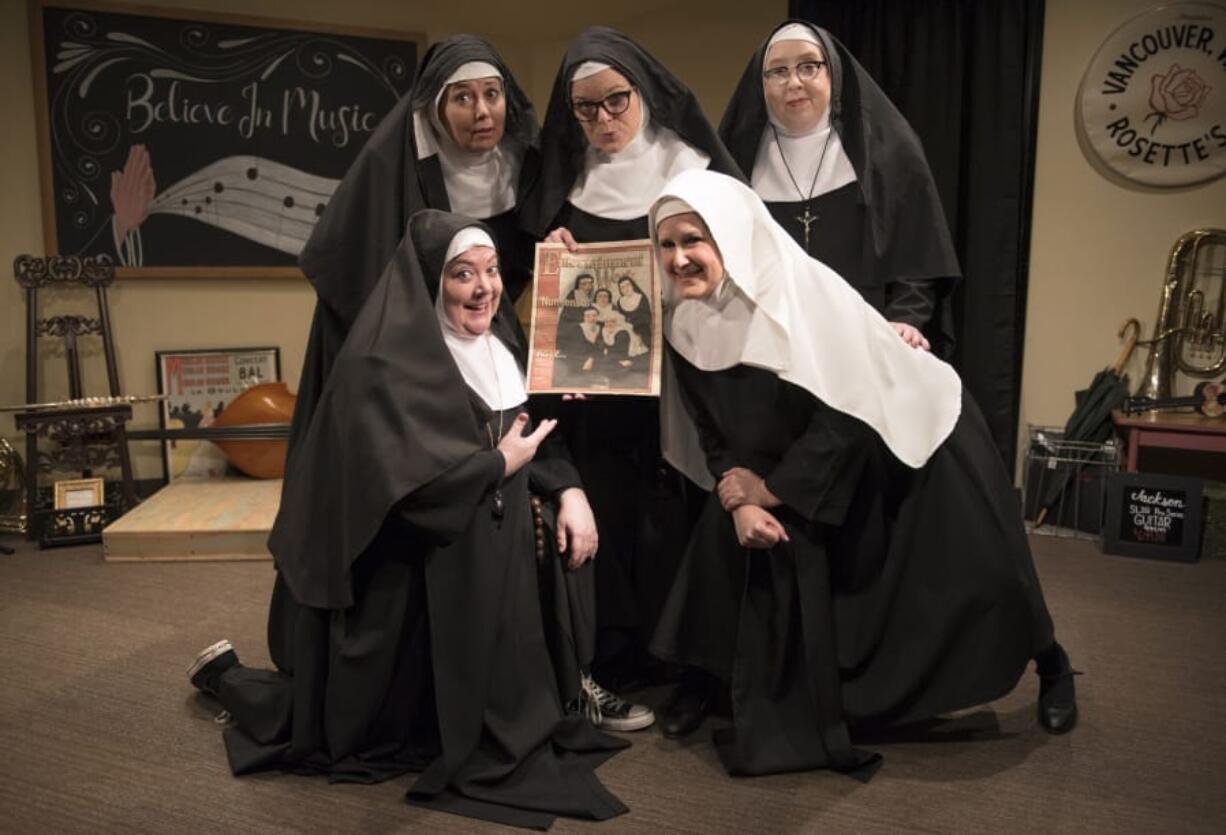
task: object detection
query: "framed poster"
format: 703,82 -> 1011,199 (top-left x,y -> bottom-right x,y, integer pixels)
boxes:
155,347 -> 280,481
54,477 -> 105,509
526,240 -> 662,396
1102,471 -> 1204,562
30,1 -> 423,277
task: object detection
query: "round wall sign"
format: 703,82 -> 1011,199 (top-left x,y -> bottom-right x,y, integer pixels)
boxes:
1078,2 -> 1226,187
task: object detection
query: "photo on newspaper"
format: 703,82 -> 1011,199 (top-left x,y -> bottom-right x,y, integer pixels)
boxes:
526,239 -> 661,396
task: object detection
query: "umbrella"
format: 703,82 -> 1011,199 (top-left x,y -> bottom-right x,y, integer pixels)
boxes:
1033,319 -> 1140,527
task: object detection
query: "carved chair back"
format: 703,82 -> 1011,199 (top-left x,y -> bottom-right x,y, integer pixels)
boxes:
14,254 -> 121,403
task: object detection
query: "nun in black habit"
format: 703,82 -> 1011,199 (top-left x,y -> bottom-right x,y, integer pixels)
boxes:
647,170 -> 1077,778
614,274 -> 652,346
517,25 -> 743,694
189,211 -> 627,830
290,34 -> 539,467
720,21 -> 960,353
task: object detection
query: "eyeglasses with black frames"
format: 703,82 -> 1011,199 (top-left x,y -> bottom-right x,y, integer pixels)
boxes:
571,89 -> 636,122
762,61 -> 827,86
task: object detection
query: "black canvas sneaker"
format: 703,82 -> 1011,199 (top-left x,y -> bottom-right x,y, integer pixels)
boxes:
579,673 -> 655,732
187,639 -> 240,697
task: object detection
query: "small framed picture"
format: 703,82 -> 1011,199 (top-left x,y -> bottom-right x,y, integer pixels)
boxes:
1102,472 -> 1204,562
54,477 -> 105,510
155,347 -> 282,481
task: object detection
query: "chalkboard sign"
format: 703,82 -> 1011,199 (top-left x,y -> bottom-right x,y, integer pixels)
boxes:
30,1 -> 423,277
1102,472 -> 1204,562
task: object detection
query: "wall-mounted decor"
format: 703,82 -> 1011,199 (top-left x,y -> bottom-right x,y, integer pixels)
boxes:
30,1 -> 422,277
1077,2 -> 1226,187
155,346 -> 280,480
1102,471 -> 1204,561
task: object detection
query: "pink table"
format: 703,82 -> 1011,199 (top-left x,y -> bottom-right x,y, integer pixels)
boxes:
1111,410 -> 1226,472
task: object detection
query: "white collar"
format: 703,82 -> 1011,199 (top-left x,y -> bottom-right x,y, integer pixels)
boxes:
664,277 -> 756,373
617,291 -> 643,311
568,98 -> 710,220
751,108 -> 857,203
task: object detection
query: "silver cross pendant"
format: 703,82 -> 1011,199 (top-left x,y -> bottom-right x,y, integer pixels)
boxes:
797,205 -> 818,250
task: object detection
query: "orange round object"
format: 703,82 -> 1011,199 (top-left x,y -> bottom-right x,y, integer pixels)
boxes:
212,382 -> 296,479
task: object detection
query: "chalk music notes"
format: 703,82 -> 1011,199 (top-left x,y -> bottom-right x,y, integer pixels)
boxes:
150,156 -> 339,255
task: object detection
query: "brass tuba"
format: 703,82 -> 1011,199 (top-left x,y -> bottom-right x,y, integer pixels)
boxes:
1135,229 -> 1226,401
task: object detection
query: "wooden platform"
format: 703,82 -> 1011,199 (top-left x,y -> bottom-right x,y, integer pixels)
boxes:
102,477 -> 279,562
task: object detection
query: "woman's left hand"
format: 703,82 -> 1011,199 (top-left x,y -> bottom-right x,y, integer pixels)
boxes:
556,487 -> 598,569
731,505 -> 789,549
718,467 -> 780,510
890,322 -> 931,351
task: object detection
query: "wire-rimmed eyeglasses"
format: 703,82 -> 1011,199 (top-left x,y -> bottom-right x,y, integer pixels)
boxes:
762,61 -> 827,86
571,89 -> 636,122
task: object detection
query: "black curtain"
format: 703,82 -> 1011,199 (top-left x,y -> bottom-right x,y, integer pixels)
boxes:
792,0 -> 1045,468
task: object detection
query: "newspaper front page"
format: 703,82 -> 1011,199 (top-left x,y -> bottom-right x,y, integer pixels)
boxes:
526,239 -> 661,396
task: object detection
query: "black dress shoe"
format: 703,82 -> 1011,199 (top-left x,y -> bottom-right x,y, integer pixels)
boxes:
661,675 -> 716,738
1035,643 -> 1079,735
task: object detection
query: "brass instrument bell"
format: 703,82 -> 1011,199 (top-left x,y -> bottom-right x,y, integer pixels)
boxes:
1135,229 -> 1226,401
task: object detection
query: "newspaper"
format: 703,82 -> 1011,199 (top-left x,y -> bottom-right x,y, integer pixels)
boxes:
526,239 -> 661,396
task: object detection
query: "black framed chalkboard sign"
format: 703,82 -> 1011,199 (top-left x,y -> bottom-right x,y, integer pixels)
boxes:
29,1 -> 424,278
1102,471 -> 1204,563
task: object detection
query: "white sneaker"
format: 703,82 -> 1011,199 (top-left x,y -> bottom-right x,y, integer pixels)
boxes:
579,673 -> 655,732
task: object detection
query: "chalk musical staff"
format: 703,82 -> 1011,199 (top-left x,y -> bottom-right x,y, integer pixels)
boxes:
148,156 -> 337,255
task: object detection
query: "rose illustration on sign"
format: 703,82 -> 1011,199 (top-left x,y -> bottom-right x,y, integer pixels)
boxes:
1145,64 -> 1212,134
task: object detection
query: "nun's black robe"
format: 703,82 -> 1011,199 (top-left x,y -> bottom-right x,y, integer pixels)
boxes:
548,209 -> 689,682
220,397 -> 625,828
652,348 -> 1055,777
519,27 -> 745,680
615,292 -> 651,348
221,211 -> 626,830
720,22 -> 960,350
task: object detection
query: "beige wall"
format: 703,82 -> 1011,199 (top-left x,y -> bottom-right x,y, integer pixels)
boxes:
6,0 -> 1219,482
1019,0 -> 1226,467
0,0 -> 781,478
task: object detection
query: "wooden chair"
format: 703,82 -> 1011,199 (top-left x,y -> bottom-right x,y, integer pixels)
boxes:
12,254 -> 137,543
